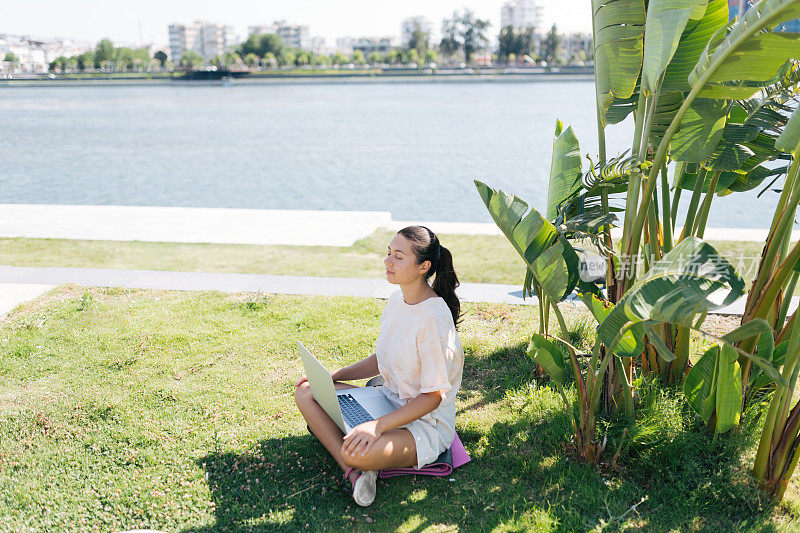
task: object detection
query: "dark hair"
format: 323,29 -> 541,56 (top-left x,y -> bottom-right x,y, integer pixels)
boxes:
397,225 -> 461,327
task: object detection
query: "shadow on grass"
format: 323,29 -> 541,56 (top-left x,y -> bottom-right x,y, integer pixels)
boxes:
188,356 -> 787,531
190,418 -> 786,531
457,340 -> 536,416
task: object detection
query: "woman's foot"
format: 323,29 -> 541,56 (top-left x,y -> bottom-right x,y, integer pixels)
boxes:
344,468 -> 378,506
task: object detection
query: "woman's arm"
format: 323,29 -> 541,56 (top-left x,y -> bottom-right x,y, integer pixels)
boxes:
331,353 -> 380,382
342,390 -> 443,456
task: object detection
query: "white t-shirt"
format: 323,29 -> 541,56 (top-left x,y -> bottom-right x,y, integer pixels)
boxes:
375,290 -> 464,405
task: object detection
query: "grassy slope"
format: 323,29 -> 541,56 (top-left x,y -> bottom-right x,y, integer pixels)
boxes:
0,287 -> 798,531
0,231 -> 773,288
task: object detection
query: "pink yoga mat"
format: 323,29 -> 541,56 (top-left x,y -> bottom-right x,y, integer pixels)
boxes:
379,432 -> 470,478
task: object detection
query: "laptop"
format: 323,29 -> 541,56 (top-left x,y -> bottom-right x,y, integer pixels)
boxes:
297,340 -> 397,433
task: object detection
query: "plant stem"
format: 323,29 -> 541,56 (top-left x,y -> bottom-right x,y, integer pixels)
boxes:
680,167 -> 707,242
661,162 -> 673,252
693,170 -> 720,239
617,355 -> 635,418
670,325 -> 692,383
776,271 -> 799,330
670,161 -> 686,229
747,156 -> 800,320
754,317 -> 800,480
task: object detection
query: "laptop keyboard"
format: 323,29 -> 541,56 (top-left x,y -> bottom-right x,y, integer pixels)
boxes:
338,394 -> 374,427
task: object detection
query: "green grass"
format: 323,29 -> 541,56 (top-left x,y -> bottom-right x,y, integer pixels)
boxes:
1,286 -> 799,531
0,231 -> 776,289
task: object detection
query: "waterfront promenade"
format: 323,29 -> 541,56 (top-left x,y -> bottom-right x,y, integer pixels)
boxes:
0,204 -> 796,317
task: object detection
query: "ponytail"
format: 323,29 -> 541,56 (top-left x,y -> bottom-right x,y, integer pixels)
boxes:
431,246 -> 461,327
396,225 -> 462,328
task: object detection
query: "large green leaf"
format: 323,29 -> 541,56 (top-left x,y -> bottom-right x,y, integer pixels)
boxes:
650,90 -> 684,148
750,341 -> 789,392
579,292 -> 645,357
527,334 -> 566,385
642,0 -> 708,93
685,345 -> 720,424
704,122 -> 760,171
594,0 -> 647,123
547,120 -> 583,220
684,344 -> 742,434
775,103 -> 800,154
670,98 -> 727,161
696,84 -> 763,99
597,237 -> 745,347
719,164 -> 788,194
663,0 -> 731,91
532,236 -> 581,301
606,91 -> 640,125
714,344 -> 743,434
689,0 -> 800,94
475,181 -> 580,302
706,34 -> 800,84
678,163 -> 738,191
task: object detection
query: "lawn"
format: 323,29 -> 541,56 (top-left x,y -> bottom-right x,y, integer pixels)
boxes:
0,231 -> 774,289
1,286 -> 799,531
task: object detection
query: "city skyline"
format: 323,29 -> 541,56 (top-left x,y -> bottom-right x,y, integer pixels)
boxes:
4,0 -> 593,48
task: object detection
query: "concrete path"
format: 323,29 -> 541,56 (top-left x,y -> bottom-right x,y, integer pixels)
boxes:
0,265 -> 535,305
0,204 -> 391,247
1,264 -> 795,318
0,205 -> 796,246
0,282 -> 56,316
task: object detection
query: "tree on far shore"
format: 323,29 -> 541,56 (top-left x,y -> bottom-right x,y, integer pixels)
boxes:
439,9 -> 491,63
154,51 -> 168,68
407,21 -> 430,58
243,53 -> 259,68
497,25 -> 537,64
238,33 -> 283,61
541,24 -> 560,66
439,14 -> 460,60
460,10 -> 491,62
94,39 -> 114,69
77,51 -> 95,71
351,50 -> 365,65
179,51 -> 204,70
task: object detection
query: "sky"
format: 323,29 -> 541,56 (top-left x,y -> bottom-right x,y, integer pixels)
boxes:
3,0 -> 593,47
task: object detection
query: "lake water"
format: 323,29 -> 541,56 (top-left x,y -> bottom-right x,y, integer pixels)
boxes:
0,80 -> 786,229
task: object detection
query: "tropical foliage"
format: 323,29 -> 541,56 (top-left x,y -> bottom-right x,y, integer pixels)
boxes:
476,0 -> 800,499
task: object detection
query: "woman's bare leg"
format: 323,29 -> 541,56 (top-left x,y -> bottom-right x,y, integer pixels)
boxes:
295,382 -> 418,477
294,381 -> 359,472
340,428 -> 418,472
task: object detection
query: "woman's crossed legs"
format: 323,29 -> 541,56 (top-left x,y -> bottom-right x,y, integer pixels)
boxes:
294,381 -> 418,477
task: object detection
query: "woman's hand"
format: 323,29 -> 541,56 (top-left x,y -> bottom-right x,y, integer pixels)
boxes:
294,374 -> 308,388
342,420 -> 383,457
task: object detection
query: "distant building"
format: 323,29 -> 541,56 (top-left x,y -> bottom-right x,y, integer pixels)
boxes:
168,21 -> 238,61
401,16 -> 433,48
249,21 -> 310,49
307,36 -> 328,54
728,0 -> 800,32
336,36 -> 397,55
0,34 -> 92,73
247,24 -> 277,36
500,0 -> 543,30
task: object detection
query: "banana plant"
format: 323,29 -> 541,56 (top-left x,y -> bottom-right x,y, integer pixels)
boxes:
747,106 -> 800,500
477,0 -> 800,472
577,0 -> 800,383
526,237 -> 781,461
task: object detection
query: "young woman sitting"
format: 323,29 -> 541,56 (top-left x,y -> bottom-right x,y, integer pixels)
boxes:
294,225 -> 464,507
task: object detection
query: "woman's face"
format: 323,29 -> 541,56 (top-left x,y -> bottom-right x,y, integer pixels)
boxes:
384,234 -> 430,285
